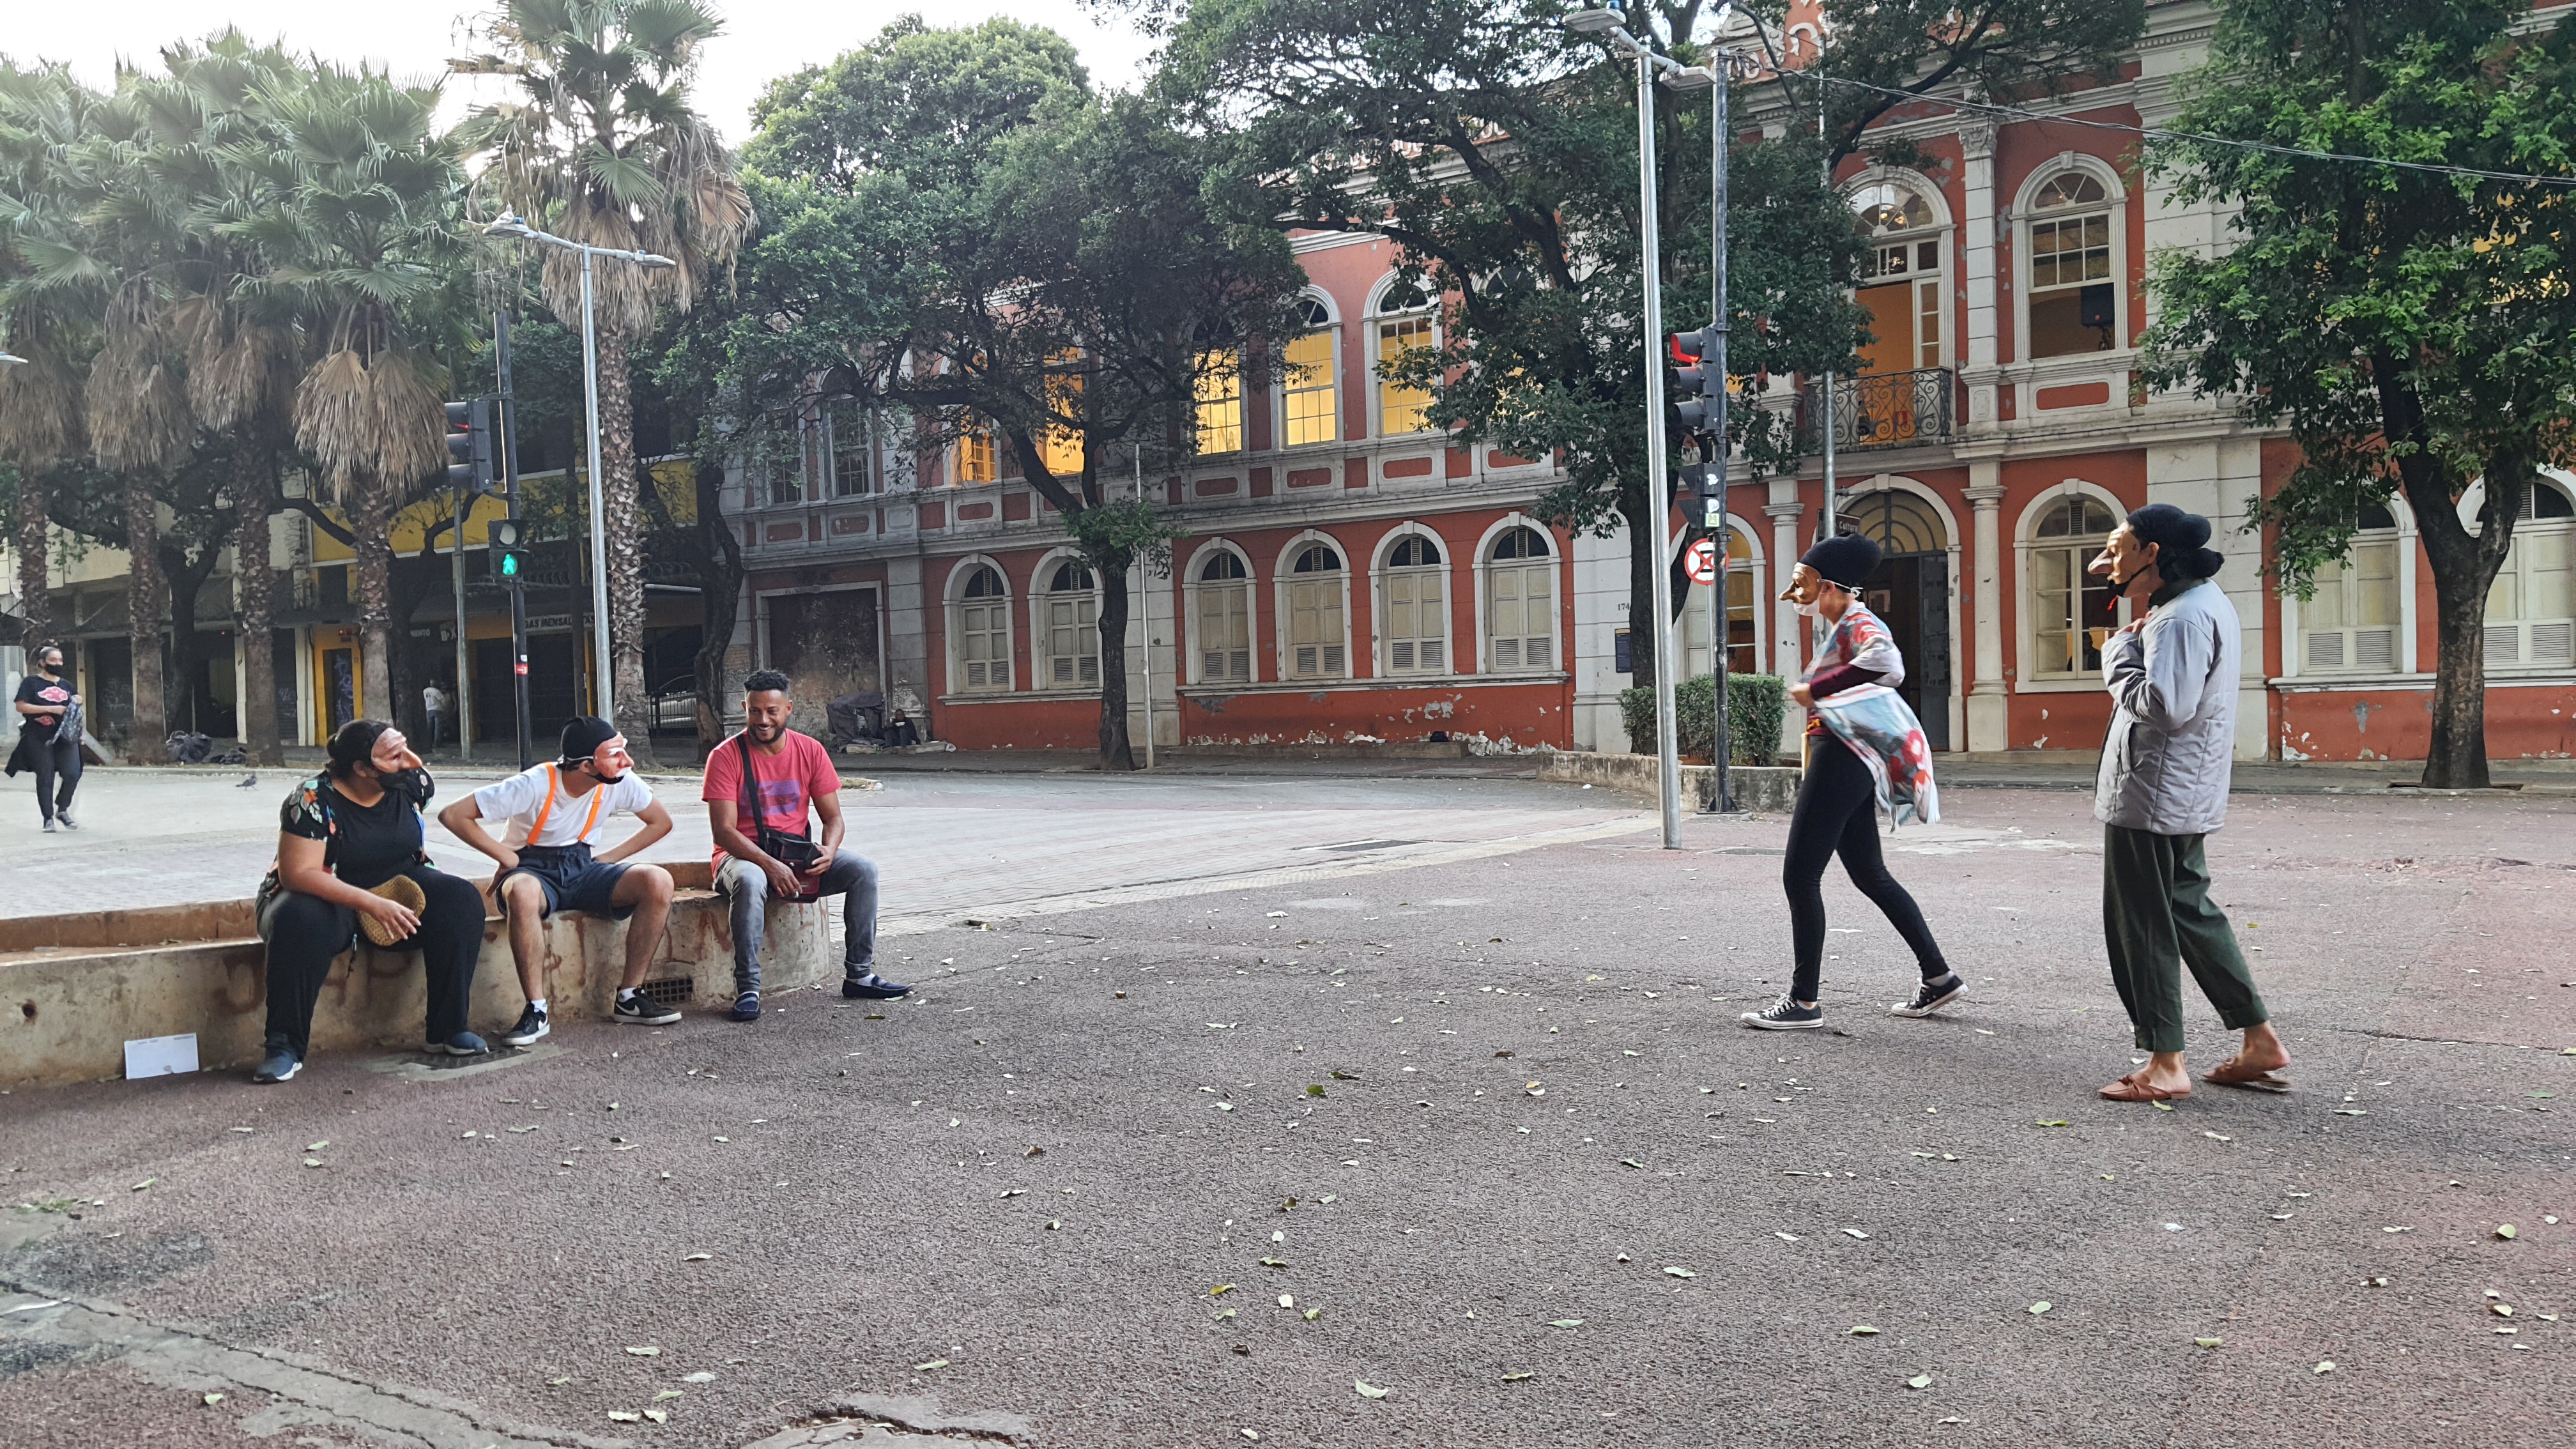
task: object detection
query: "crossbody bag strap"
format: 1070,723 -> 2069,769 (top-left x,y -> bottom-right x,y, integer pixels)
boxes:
737,733 -> 761,838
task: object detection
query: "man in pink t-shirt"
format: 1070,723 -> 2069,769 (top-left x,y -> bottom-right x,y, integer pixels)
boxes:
700,669 -> 910,1020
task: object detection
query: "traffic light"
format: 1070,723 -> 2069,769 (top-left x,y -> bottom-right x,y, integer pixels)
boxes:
489,517 -> 530,586
1668,328 -> 1721,434
446,398 -> 495,493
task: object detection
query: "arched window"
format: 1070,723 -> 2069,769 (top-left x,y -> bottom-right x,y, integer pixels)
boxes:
1486,526 -> 1556,671
1682,526 -> 1758,677
952,564 -> 1011,692
1381,533 -> 1447,675
2027,171 -> 2116,358
1851,180 -> 1944,372
1374,279 -> 1437,436
1281,297 -> 1338,448
1285,542 -> 1347,678
1194,549 -> 1253,683
2487,477 -> 2575,666
1038,560 -> 1100,687
2302,505 -> 2401,673
2028,494 -> 2120,676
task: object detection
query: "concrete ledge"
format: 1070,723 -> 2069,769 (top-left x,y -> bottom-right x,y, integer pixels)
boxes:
0,862 -> 832,1087
1163,742 -> 1472,761
1537,751 -> 1804,813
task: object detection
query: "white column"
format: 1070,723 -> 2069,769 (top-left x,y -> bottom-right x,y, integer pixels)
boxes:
1958,120 -> 2000,427
1964,471 -> 2008,752
1765,496 -> 1807,762
2147,438 -> 2270,760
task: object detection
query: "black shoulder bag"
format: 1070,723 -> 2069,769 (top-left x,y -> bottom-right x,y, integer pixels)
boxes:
737,733 -> 823,900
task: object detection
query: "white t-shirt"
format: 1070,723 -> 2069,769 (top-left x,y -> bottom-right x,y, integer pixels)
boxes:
470,763 -> 656,848
424,686 -> 445,712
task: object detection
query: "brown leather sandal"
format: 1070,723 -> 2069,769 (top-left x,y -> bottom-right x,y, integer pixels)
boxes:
2205,1057 -> 2292,1091
2099,1076 -> 2193,1103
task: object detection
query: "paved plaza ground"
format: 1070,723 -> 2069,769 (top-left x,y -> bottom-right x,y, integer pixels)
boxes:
2,767 -> 2572,1447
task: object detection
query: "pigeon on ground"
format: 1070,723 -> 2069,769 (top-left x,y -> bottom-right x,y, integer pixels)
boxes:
237,774 -> 259,789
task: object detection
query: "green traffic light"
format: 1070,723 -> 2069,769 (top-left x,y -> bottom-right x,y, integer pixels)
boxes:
500,553 -> 519,576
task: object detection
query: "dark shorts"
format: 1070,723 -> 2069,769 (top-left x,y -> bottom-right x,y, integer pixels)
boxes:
498,843 -> 631,919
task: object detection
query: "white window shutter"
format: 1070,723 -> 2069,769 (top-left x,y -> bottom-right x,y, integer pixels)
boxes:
1420,639 -> 1443,671
2352,629 -> 2394,671
1494,637 -> 1519,669
1322,643 -> 1344,674
2305,632 -> 2343,670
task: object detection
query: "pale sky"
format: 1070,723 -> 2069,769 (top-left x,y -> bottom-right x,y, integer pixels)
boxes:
3,1 -> 1163,142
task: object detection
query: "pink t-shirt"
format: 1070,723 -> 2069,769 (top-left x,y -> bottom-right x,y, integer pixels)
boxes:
700,730 -> 838,871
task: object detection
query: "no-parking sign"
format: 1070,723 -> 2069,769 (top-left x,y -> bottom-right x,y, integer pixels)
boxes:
1684,537 -> 1721,585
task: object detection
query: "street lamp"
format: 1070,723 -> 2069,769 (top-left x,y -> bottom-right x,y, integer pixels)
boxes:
1563,2 -> 1735,849
480,211 -> 678,724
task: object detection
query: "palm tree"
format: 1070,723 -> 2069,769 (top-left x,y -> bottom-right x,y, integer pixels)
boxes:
0,63 -> 103,654
246,63 -> 463,724
151,33 -> 309,765
456,0 -> 751,739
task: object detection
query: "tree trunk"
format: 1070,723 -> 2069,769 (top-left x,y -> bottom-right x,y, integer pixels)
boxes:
387,551 -> 442,746
157,542 -> 222,737
351,485 -> 397,732
15,468 -> 49,651
2422,565 -> 2491,789
235,448 -> 282,765
123,475 -> 168,764
1096,550 -> 1137,770
595,330 -> 652,744
691,462 -> 745,757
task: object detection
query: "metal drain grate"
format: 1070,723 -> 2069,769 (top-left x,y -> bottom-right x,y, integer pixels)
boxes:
636,976 -> 696,1007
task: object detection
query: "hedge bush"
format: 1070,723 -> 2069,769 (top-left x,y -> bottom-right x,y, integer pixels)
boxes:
1618,673 -> 1787,766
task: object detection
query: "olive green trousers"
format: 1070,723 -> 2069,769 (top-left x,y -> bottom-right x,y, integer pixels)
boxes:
2102,825 -> 2268,1053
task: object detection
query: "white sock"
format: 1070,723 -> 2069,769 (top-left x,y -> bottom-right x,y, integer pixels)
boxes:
615,988 -> 636,1004
529,997 -> 548,1013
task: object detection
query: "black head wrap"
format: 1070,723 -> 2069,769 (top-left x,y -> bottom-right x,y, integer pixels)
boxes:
2124,503 -> 2225,582
1798,533 -> 1882,592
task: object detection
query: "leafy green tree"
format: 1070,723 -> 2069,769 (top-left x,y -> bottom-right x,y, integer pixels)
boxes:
1147,0 -> 2144,691
735,19 -> 1305,768
0,61 -> 104,654
456,0 -> 754,742
2142,0 -> 2576,788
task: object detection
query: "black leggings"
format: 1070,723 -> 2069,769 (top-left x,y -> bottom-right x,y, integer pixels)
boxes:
1784,740 -> 1948,1000
261,865 -> 484,1059
24,733 -> 79,822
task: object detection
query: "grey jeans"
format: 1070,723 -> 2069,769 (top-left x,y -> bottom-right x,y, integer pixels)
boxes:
714,848 -> 878,993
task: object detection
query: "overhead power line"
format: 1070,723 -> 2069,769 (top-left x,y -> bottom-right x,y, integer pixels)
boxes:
1813,73 -> 2576,191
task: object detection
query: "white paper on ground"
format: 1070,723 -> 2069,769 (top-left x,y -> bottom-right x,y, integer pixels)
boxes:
124,1034 -> 199,1078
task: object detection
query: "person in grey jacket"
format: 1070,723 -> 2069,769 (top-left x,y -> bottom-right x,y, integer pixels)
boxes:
2090,504 -> 2288,1103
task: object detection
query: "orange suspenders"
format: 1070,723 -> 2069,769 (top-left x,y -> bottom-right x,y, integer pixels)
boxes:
523,763 -> 606,847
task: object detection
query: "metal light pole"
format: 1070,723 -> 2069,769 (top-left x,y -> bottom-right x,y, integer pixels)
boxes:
1673,51 -> 1740,813
480,214 -> 675,726
1569,4 -> 1734,847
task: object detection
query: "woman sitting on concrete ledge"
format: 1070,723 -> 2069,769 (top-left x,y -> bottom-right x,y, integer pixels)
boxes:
251,719 -> 488,1084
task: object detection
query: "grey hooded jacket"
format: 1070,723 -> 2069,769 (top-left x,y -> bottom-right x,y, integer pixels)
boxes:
2094,576 -> 2239,836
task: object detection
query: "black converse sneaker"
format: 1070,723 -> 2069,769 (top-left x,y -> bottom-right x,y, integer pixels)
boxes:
501,1004 -> 550,1046
1892,974 -> 1966,1018
613,993 -> 680,1027
1740,993 -> 1825,1030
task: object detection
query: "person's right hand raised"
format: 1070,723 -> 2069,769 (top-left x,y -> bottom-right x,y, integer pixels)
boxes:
359,891 -> 420,940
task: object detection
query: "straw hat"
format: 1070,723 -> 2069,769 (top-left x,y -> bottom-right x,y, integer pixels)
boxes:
360,875 -> 429,947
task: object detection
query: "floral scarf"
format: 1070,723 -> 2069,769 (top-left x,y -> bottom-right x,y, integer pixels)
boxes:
1804,603 -> 1940,827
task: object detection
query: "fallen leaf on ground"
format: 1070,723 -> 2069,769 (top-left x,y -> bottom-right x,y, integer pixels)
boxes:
1501,1371 -> 1535,1382
1547,1319 -> 1584,1328
130,1179 -> 155,1192
1842,1229 -> 1870,1240
608,1411 -> 642,1423
2036,1120 -> 2070,1128
2496,1224 -> 2517,1239
2028,1302 -> 2053,1315
684,1253 -> 712,1262
915,1358 -> 948,1371
1907,1374 -> 1933,1390
203,1393 -> 224,1406
1303,1308 -> 1320,1321
2313,1361 -> 2335,1374
306,1141 -> 328,1151
1849,1326 -> 1879,1336
1212,1284 -> 1236,1296
652,1390 -> 684,1402
1664,1266 -> 1696,1278
681,1372 -> 714,1383
2195,1337 -> 2223,1348
1354,1381 -> 1389,1399
643,1409 -> 668,1423
625,1347 -> 660,1356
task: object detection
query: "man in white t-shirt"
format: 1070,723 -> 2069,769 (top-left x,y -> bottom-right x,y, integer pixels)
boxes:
422,682 -> 447,747
438,716 -> 678,1043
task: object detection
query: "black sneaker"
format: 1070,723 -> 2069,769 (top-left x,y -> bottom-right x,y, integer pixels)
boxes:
501,1004 -> 551,1046
1892,974 -> 1966,1018
613,994 -> 680,1027
1740,994 -> 1825,1031
730,991 -> 761,1022
842,973 -> 911,1000
427,1032 -> 489,1057
251,1049 -> 301,1084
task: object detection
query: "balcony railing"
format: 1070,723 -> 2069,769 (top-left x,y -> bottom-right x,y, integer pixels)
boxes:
1802,367 -> 1954,452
